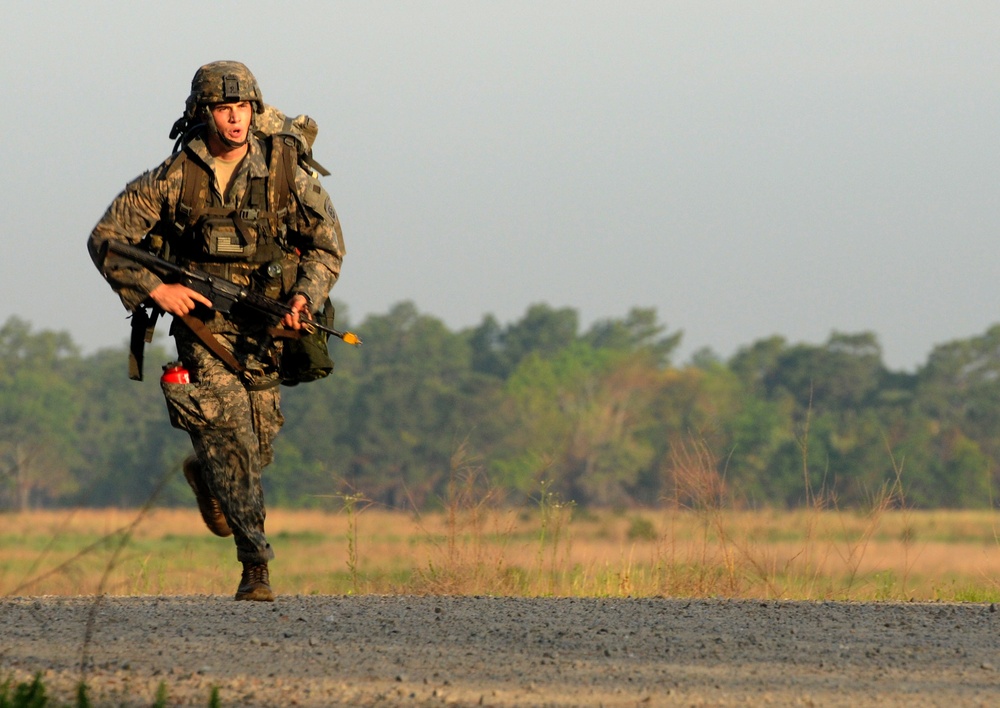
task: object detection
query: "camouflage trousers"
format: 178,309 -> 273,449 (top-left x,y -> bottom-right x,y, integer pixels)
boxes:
160,324 -> 284,564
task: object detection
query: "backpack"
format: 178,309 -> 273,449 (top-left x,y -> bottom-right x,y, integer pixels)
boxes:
254,105 -> 330,177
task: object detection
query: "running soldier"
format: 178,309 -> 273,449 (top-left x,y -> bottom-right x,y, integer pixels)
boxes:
88,61 -> 345,601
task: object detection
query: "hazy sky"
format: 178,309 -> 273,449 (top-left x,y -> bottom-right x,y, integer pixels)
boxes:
3,1 -> 1000,371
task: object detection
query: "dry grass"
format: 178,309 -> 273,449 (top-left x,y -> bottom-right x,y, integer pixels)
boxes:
3,505 -> 1000,601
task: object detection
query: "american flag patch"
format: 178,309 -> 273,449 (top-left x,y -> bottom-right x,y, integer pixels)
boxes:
215,234 -> 244,254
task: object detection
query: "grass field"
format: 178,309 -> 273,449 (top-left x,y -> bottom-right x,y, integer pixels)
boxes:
3,502 -> 1000,602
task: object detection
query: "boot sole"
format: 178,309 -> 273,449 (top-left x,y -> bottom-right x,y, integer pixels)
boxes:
235,585 -> 275,602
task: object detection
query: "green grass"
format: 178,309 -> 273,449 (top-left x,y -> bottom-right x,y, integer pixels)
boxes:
0,674 -> 223,708
4,506 -> 1000,601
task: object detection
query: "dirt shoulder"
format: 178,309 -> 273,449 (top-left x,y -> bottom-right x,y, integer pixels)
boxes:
2,595 -> 999,706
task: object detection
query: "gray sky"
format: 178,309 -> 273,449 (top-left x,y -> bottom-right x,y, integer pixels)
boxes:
3,1 -> 999,371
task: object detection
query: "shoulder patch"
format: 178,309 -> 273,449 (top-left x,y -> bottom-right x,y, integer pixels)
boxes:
324,195 -> 338,223
301,174 -> 331,218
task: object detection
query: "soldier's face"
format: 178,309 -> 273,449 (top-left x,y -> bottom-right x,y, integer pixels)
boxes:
211,101 -> 252,145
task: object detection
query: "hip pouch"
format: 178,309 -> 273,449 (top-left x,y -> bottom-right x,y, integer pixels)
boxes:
280,298 -> 336,386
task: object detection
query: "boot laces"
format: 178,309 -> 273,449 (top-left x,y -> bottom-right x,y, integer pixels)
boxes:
243,563 -> 269,586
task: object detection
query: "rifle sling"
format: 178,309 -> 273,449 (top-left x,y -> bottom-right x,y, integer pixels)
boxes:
178,314 -> 247,377
128,307 -> 161,382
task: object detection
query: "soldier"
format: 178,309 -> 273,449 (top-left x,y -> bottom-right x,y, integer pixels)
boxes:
88,61 -> 345,601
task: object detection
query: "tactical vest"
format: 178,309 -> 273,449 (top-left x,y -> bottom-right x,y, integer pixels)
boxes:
163,134 -> 304,300
127,134 -> 306,381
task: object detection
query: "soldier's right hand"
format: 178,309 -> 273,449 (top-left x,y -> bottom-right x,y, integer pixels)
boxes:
149,283 -> 214,316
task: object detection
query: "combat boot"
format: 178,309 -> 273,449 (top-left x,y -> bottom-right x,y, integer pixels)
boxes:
182,455 -> 232,537
235,562 -> 275,602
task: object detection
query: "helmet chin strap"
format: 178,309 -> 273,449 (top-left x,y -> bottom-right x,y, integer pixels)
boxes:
218,133 -> 249,150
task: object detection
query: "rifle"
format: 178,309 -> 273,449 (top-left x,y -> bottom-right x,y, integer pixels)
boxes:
100,239 -> 362,346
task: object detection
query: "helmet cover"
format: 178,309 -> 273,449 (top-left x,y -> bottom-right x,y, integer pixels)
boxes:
186,61 -> 264,117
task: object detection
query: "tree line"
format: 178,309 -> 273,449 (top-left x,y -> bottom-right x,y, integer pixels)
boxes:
1,303 -> 998,511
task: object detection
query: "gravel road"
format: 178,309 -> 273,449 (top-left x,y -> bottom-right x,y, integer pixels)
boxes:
2,595 -> 999,706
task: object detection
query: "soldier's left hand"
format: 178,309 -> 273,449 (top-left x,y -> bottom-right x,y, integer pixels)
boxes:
282,294 -> 310,330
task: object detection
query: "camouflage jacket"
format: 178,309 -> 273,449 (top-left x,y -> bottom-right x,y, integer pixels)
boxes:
88,131 -> 344,331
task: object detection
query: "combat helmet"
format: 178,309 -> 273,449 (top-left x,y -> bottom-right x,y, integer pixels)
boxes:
187,61 -> 264,115
170,61 -> 264,145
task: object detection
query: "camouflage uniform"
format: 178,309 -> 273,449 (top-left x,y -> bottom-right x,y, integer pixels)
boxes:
88,62 -> 343,592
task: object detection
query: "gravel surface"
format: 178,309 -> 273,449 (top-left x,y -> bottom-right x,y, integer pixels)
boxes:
2,595 -> 1000,706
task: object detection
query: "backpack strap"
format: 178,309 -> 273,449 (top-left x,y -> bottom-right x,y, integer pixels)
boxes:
174,154 -> 211,233
268,135 -> 301,226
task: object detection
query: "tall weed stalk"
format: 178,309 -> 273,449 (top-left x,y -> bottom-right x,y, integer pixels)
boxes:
335,491 -> 370,595
534,480 -> 575,596
412,444 -> 515,595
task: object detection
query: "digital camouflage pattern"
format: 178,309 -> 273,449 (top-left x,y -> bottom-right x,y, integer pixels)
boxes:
88,67 -> 344,570
186,60 -> 265,117
163,324 -> 282,564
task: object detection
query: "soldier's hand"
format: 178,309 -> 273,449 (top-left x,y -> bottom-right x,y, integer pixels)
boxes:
149,283 -> 214,316
282,294 -> 310,330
